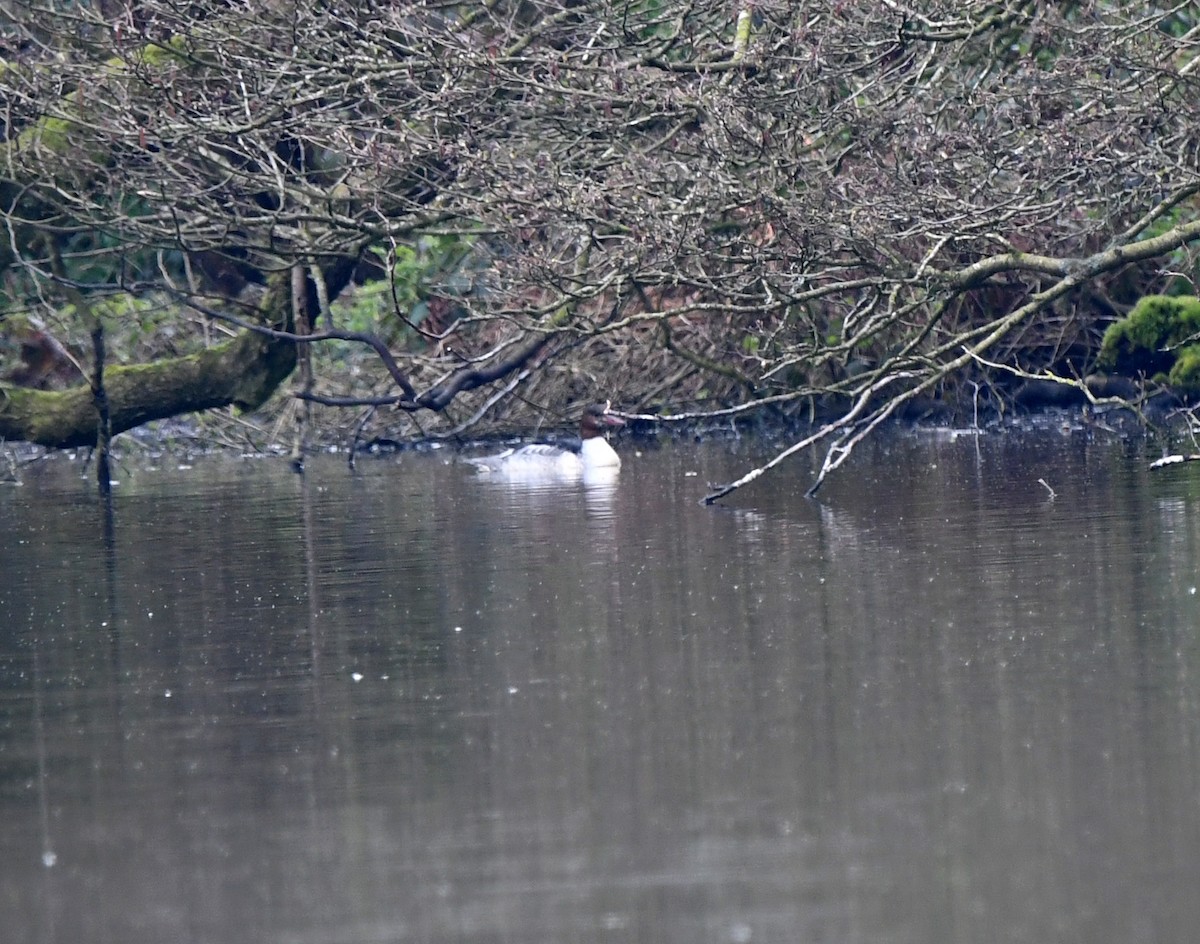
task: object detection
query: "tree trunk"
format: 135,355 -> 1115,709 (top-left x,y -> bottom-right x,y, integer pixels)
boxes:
0,322 -> 295,449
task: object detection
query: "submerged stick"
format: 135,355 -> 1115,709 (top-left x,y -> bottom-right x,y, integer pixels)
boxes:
1150,454 -> 1200,468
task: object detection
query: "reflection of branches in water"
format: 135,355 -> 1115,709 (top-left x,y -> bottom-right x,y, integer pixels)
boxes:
815,503 -> 888,566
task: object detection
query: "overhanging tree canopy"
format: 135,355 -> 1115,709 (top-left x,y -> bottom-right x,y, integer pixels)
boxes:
2,2 -> 1199,495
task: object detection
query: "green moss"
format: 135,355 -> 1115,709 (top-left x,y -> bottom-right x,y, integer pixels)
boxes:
1169,345 -> 1200,394
1097,294 -> 1200,382
31,112 -> 76,154
137,35 -> 191,68
12,35 -> 194,159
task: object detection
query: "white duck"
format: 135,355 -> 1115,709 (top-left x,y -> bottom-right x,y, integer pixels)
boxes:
464,403 -> 625,479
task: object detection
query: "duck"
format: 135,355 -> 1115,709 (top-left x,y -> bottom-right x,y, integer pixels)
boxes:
464,402 -> 625,478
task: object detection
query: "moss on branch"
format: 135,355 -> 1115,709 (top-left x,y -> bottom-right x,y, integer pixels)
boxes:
1098,294 -> 1200,392
0,327 -> 295,449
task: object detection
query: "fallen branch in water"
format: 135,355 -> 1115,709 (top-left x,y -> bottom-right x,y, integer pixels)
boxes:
1150,454 -> 1200,469
701,243 -> 1156,504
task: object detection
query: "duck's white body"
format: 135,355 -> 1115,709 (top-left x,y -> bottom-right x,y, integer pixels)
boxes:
471,436 -> 620,475
464,403 -> 624,480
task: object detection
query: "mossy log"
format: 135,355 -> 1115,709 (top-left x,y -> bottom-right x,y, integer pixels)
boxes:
0,327 -> 295,449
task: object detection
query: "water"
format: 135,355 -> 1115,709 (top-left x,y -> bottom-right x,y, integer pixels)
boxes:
2,430 -> 1199,943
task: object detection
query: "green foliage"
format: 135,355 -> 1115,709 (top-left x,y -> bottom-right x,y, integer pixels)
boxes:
332,235 -> 477,343
1098,295 -> 1200,390
333,280 -> 396,337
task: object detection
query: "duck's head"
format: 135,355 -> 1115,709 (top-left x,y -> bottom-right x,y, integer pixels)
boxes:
580,401 -> 626,436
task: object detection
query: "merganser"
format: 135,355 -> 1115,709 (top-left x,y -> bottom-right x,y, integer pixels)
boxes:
464,402 -> 625,478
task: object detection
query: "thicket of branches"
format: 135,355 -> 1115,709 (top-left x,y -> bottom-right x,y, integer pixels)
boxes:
2,1 -> 1200,495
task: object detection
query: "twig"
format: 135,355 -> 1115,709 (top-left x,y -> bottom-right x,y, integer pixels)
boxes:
434,369 -> 532,439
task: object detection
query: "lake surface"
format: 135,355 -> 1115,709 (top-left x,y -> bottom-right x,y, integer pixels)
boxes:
2,428 -> 1199,944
